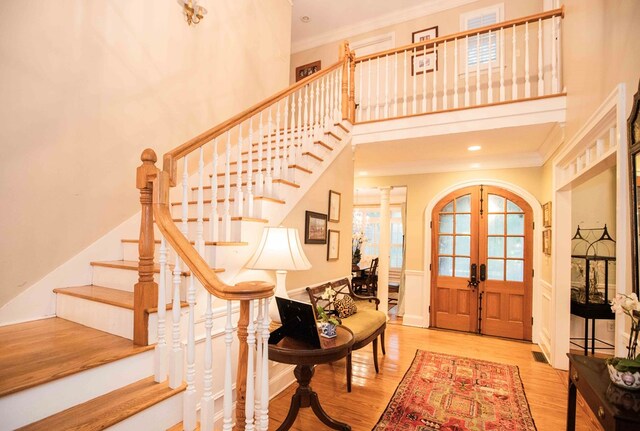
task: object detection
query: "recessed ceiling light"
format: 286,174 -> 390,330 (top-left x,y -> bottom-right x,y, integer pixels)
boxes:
300,16 -> 310,23
467,145 -> 482,151
359,171 -> 368,176
470,163 -> 481,169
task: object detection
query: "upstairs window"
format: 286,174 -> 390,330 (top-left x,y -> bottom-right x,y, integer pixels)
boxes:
461,4 -> 503,68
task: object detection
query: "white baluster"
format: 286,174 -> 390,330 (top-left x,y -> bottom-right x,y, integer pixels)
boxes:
223,131 -> 232,241
298,89 -> 304,167
200,291 -> 214,431
403,51 -> 407,116
256,113 -> 264,197
169,246 -> 183,389
259,298 -> 270,431
254,299 -> 263,426
336,65 -> 342,122
265,109 -> 273,197
524,21 -> 531,98
512,24 -> 517,100
320,77 -> 326,130
314,79 -> 320,140
183,274 -> 197,431
328,72 -> 334,125
443,41 -> 448,110
274,102 -> 282,183
235,124 -> 244,217
376,58 -> 380,120
412,47 -> 417,114
453,39 -> 459,109
309,82 -> 315,155
500,28 -> 505,102
282,97 -> 290,182
182,156 -> 189,235
464,35 -> 470,107
303,86 -> 309,157
422,44 -> 427,112
475,34 -> 481,105
487,31 -> 493,104
384,54 -> 389,119
537,19 -> 544,96
432,43 -> 437,111
358,61 -> 363,122
551,16 -> 558,93
196,147 -> 205,254
210,138 -> 219,242
246,118 -> 254,217
245,300 -> 256,431
290,95 -> 297,172
394,52 -> 398,117
222,301 -> 234,431
154,236 -> 168,383
367,59 -> 372,121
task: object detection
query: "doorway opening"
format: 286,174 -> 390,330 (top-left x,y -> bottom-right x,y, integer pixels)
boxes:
430,185 -> 533,341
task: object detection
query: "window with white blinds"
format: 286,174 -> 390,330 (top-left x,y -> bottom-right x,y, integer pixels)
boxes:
461,4 -> 503,68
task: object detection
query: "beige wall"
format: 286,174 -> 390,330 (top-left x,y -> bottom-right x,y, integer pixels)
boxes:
290,0 -> 542,84
0,0 -> 292,307
282,145 -> 354,292
356,166 -> 544,270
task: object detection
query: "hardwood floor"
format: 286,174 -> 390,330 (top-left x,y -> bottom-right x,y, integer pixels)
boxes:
268,323 -> 603,431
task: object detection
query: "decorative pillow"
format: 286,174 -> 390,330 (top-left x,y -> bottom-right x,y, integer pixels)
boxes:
334,295 -> 357,319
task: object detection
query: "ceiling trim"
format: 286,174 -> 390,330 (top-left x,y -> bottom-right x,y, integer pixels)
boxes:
291,0 -> 479,54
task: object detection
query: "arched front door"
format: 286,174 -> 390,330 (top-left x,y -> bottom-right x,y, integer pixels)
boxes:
430,185 -> 533,340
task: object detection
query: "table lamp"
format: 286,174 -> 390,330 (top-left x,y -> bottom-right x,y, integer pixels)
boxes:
245,226 -> 312,322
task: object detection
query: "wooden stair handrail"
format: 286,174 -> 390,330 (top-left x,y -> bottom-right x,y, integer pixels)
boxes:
163,59 -> 346,185
355,6 -> 565,63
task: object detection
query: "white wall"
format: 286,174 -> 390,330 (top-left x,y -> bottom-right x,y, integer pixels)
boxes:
0,0 -> 292,308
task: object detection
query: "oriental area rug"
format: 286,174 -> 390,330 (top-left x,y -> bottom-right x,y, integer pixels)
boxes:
372,350 -> 536,431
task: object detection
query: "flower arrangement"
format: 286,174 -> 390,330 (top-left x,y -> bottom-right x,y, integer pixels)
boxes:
352,231 -> 367,265
606,293 -> 640,389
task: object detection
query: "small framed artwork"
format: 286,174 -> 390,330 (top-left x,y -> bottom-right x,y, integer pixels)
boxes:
305,211 -> 327,244
327,230 -> 340,261
542,202 -> 552,227
328,190 -> 341,223
543,229 -> 552,255
412,51 -> 437,75
412,26 -> 438,44
295,60 -> 321,82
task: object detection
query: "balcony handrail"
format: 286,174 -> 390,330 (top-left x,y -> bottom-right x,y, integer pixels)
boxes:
354,6 -> 564,63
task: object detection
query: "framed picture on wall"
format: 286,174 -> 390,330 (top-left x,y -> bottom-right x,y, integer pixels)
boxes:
295,60 -> 321,82
327,230 -> 340,261
543,229 -> 552,255
542,201 -> 552,227
305,211 -> 327,244
411,51 -> 437,75
328,190 -> 341,222
412,26 -> 438,44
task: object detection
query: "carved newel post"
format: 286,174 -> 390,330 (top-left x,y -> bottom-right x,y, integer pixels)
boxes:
134,149 -> 160,346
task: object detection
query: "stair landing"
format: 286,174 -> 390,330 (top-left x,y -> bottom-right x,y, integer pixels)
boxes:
0,317 -> 152,397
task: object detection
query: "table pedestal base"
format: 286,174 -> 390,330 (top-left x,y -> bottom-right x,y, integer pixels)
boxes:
276,365 -> 350,431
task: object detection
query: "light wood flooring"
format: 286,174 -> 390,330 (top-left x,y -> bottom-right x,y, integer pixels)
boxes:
268,320 -> 603,431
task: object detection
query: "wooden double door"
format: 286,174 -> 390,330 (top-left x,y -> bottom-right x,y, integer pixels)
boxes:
430,186 -> 533,341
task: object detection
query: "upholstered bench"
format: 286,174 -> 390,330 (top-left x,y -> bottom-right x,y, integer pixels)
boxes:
306,277 -> 386,392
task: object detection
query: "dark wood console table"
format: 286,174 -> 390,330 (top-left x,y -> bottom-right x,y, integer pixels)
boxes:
567,353 -> 640,430
269,325 -> 355,431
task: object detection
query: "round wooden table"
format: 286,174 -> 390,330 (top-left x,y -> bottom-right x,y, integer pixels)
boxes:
268,325 -> 354,431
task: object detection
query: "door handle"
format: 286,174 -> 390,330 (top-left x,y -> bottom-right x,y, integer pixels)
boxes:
479,264 -> 486,282
468,264 -> 478,289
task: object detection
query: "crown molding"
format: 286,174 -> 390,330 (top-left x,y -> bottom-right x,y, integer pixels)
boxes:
291,0 -> 478,54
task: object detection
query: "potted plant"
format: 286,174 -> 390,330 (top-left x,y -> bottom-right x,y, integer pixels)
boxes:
316,305 -> 341,338
606,293 -> 640,390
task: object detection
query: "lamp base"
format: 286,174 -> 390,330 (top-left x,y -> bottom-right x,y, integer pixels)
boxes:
269,270 -> 289,323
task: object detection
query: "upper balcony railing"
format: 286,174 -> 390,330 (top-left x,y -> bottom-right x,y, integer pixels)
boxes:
352,7 -> 564,123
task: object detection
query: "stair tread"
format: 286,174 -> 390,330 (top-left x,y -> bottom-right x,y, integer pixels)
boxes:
17,376 -> 185,431
0,317 -> 153,398
90,260 -> 225,275
171,216 -> 268,223
53,285 -> 189,312
191,174 -> 303,191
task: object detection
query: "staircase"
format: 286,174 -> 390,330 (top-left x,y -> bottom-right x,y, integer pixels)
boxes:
0,42 -> 355,431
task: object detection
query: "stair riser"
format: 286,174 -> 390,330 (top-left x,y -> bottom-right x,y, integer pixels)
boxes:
106,392 -> 183,431
170,194 -> 286,220
91,266 -> 186,293
0,350 -> 154,430
56,295 -> 133,340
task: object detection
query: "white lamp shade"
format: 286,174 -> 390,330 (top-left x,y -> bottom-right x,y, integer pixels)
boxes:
246,227 -> 311,271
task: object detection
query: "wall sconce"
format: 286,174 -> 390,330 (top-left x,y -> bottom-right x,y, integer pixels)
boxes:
181,0 -> 207,26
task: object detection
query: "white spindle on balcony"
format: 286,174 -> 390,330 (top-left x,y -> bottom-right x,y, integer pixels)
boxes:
384,54 -> 389,118
500,28 -> 505,101
552,15 -> 559,93
512,24 -> 517,100
453,39 -> 459,108
537,19 -> 544,96
525,22 -> 531,98
403,51 -> 407,116
465,35 -> 470,107
422,45 -> 428,112
432,44 -> 438,111
443,41 -> 448,110
475,34 -> 481,104
393,52 -> 398,117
